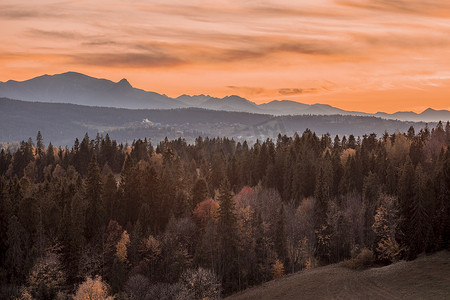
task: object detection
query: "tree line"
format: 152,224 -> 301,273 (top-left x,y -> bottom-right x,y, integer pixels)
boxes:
0,122 -> 449,299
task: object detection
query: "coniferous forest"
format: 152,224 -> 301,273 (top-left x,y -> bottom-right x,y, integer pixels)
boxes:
0,122 -> 449,299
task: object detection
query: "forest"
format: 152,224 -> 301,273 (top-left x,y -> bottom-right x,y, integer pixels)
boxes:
0,122 -> 449,299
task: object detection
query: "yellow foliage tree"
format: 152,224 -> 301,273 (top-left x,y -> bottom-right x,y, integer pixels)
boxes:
116,230 -> 130,263
385,133 -> 410,166
73,275 -> 114,300
272,259 -> 284,279
372,195 -> 401,262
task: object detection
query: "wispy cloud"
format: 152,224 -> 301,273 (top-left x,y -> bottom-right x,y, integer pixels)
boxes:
226,86 -> 267,96
0,4 -> 67,19
225,84 -> 335,98
26,29 -> 88,40
69,52 -> 186,68
1,0 -> 450,112
336,0 -> 450,18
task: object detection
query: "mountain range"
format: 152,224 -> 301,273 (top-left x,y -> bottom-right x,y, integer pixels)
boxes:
0,71 -> 449,122
0,98 -> 429,146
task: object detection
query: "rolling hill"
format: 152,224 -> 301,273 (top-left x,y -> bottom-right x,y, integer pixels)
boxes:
0,98 -> 431,146
228,251 -> 450,300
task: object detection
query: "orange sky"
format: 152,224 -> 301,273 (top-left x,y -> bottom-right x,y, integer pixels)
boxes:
1,0 -> 449,113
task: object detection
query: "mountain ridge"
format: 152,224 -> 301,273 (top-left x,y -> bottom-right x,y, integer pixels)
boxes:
0,72 -> 449,122
0,97 -> 431,146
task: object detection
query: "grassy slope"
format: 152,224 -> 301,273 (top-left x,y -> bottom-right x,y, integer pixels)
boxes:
228,251 -> 450,300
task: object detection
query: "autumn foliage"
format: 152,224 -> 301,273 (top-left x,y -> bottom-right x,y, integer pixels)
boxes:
0,123 -> 449,298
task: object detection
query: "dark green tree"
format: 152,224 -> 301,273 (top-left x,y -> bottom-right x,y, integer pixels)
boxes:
409,164 -> 431,258
217,179 -> 239,294
191,178 -> 209,210
84,155 -> 104,241
6,215 -> 28,283
36,131 -> 44,158
397,156 -> 415,255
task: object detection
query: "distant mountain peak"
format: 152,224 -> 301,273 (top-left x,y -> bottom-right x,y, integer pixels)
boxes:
223,95 -> 248,101
117,78 -> 132,88
59,71 -> 88,78
63,71 -> 83,75
0,72 -> 448,122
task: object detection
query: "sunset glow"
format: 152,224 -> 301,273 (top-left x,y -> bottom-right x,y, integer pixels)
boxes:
1,0 -> 450,113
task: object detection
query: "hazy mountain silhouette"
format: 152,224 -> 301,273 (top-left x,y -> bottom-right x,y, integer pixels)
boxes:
0,97 -> 430,146
0,72 -> 448,122
176,94 -> 212,106
261,101 -> 369,117
0,72 -> 186,109
376,108 -> 450,123
199,95 -> 262,113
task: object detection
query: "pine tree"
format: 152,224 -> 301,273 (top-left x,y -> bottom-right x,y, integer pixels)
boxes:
84,155 -> 103,241
314,154 -> 332,226
274,206 -> 286,262
69,190 -> 86,263
409,164 -> 431,258
397,156 -> 415,252
139,165 -> 160,233
120,155 -> 139,225
46,142 -> 55,166
77,133 -> 91,175
217,179 -> 239,293
102,171 -> 118,223
36,131 -> 44,158
0,149 -> 12,175
191,178 -> 209,210
6,215 -> 28,282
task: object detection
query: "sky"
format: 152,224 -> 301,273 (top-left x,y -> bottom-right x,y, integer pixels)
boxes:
1,0 -> 449,113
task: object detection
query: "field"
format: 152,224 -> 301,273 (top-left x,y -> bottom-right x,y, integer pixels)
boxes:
228,251 -> 450,300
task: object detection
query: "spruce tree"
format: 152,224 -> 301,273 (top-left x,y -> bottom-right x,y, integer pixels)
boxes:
36,131 -> 44,158
102,171 -> 118,223
217,179 -> 239,293
274,206 -> 287,263
191,178 -> 209,210
84,155 -> 103,241
6,215 -> 28,283
120,155 -> 139,225
397,156 -> 415,253
410,164 -> 431,258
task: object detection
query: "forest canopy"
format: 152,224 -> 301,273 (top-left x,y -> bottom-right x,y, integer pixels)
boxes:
0,122 -> 449,299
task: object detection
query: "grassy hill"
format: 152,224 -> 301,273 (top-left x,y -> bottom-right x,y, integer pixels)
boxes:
228,251 -> 450,300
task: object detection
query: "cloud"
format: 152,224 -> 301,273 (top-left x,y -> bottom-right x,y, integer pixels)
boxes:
69,52 -> 185,68
225,85 -> 334,99
278,87 -> 328,96
351,31 -> 450,49
90,37 -> 349,69
275,41 -> 347,56
82,40 -> 119,47
336,0 -> 450,18
1,0 -> 450,112
226,86 -> 267,96
137,3 -> 349,24
278,88 -> 304,96
0,4 -> 67,19
26,29 -> 88,40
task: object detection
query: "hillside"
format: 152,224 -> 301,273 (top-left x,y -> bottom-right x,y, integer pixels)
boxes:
0,98 -> 431,146
228,251 -> 450,300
